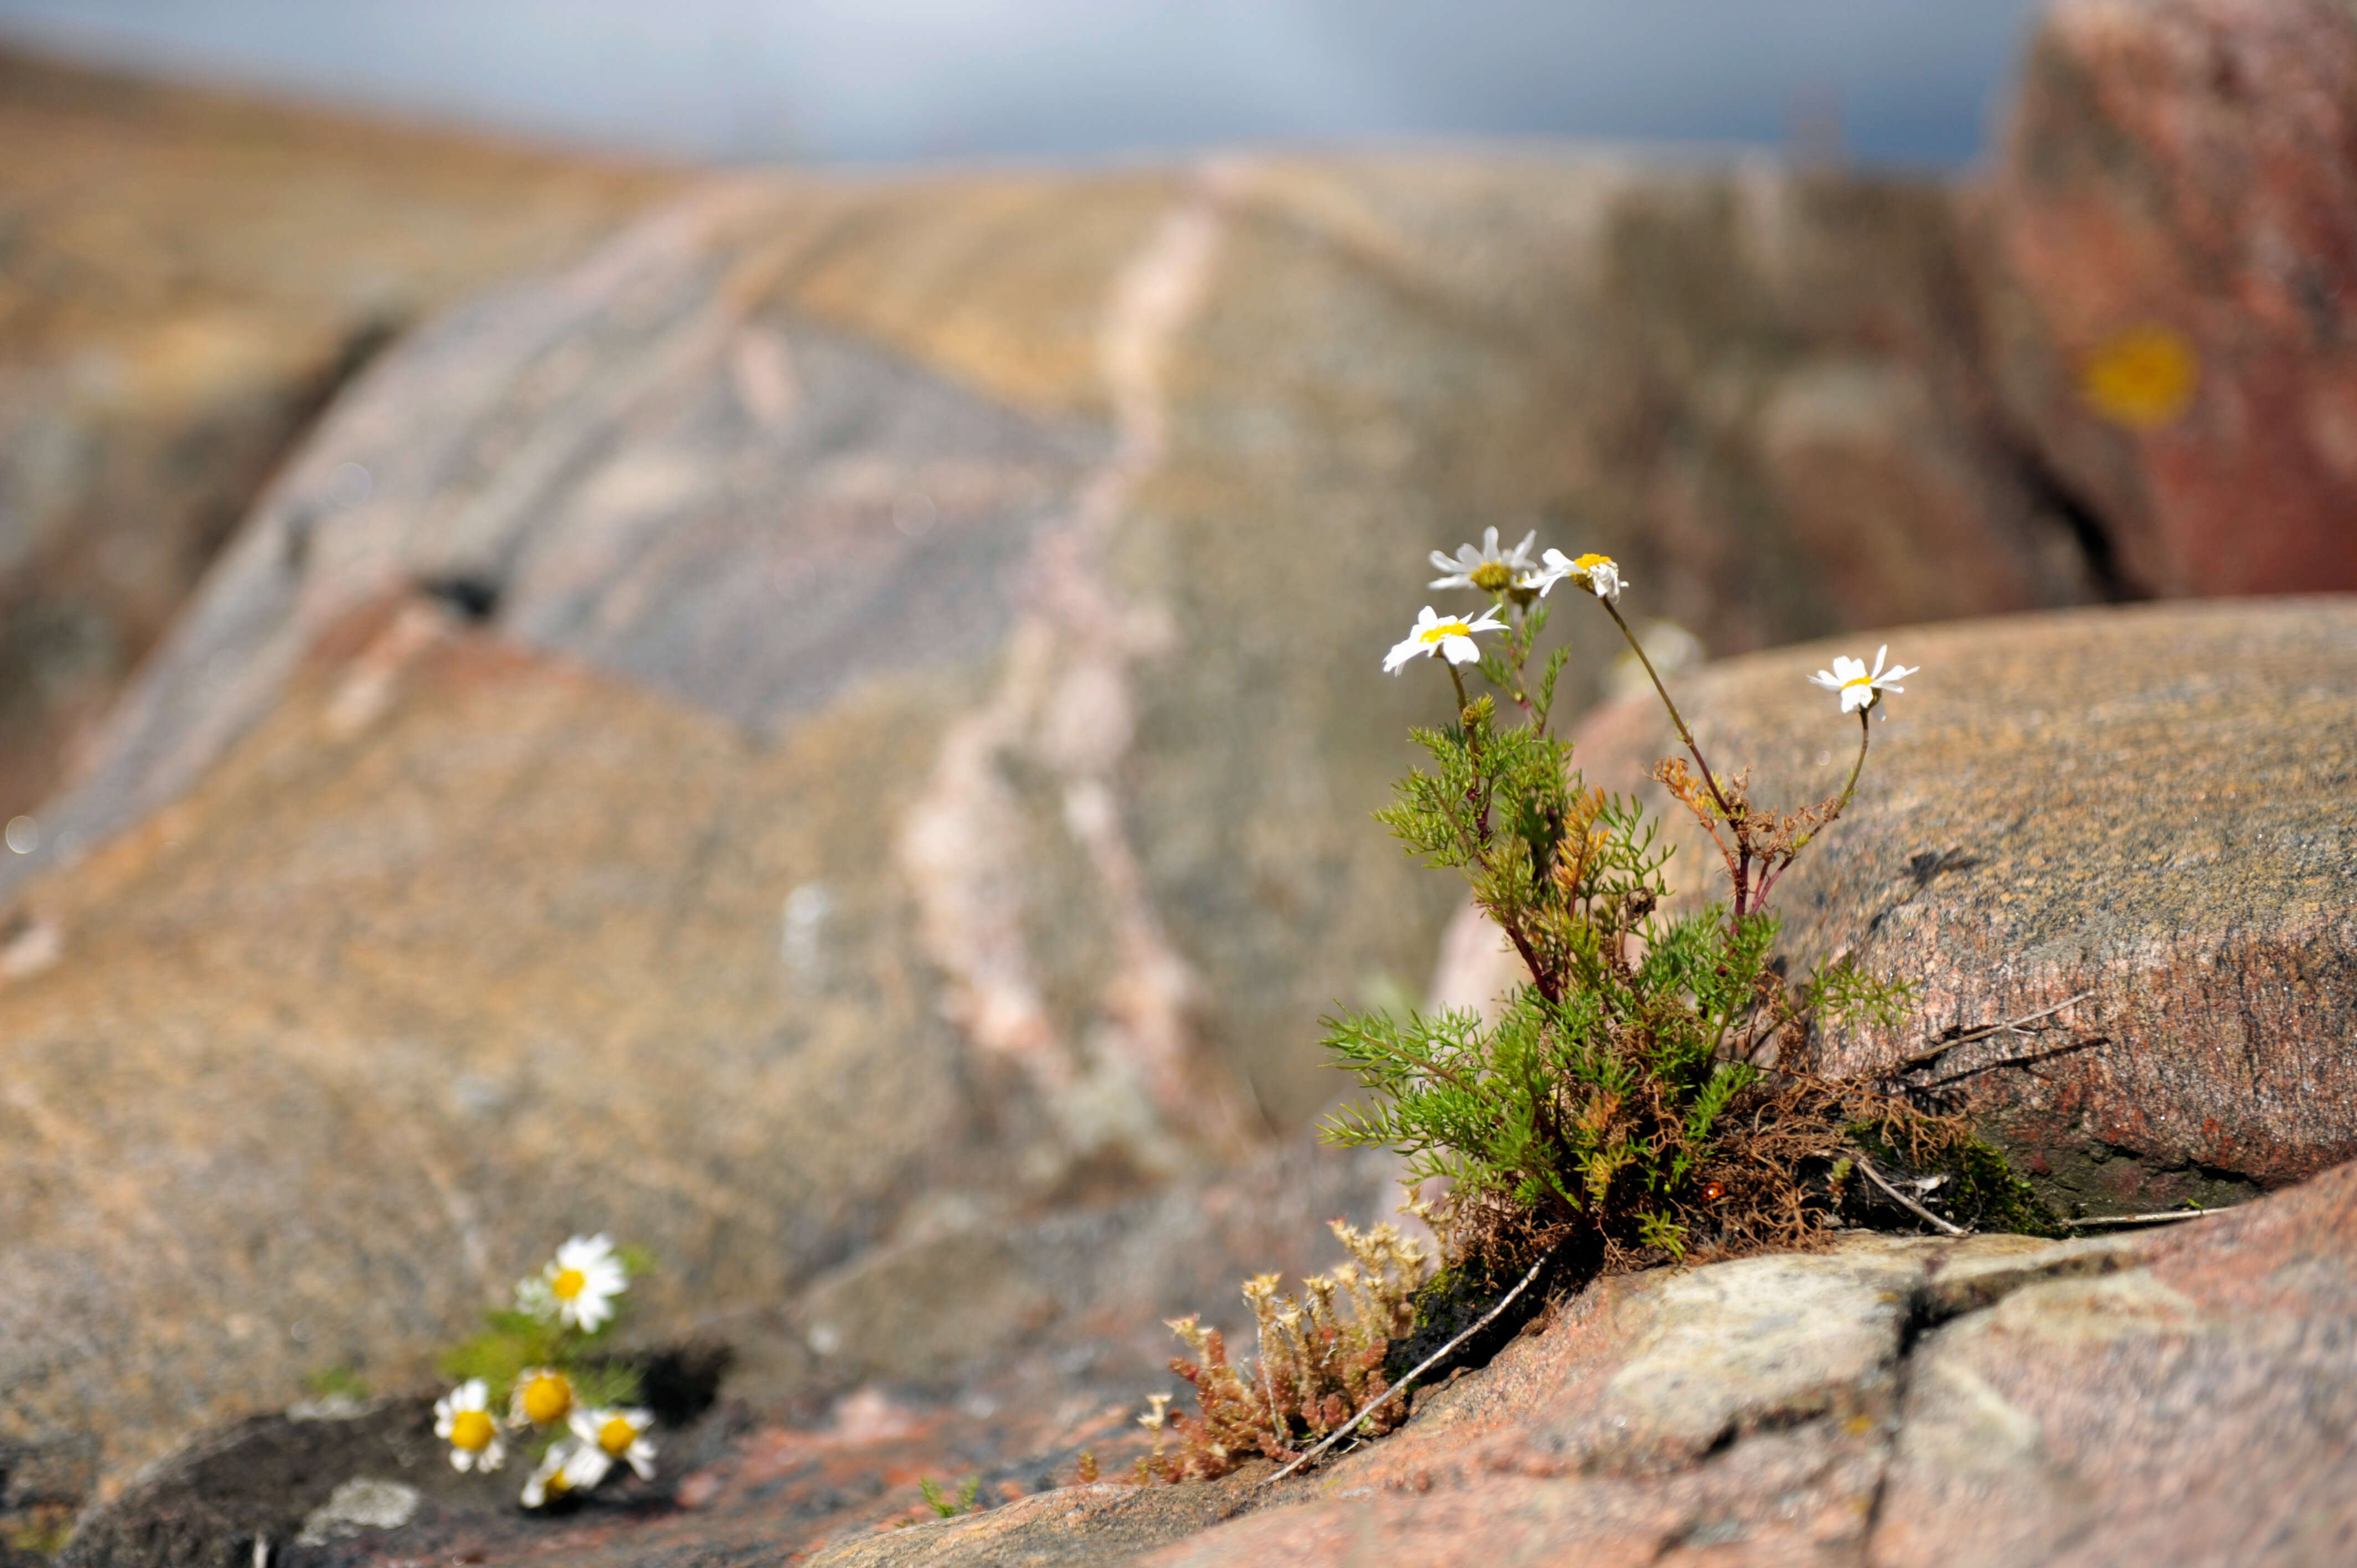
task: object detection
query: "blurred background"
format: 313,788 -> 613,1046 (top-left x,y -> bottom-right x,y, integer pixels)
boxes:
3,0 -> 2355,1540
0,0 -> 2040,165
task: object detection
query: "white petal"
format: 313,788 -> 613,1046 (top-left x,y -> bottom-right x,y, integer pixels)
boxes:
1440,635 -> 1481,664
1809,670 -> 1841,689
1871,644 -> 1888,678
1479,525 -> 1501,556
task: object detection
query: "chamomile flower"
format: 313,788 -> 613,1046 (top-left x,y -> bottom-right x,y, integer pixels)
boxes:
518,1234 -> 627,1332
1383,605 -> 1507,674
1809,645 -> 1918,715
570,1406 -> 658,1482
1526,549 -> 1625,604
1428,528 -> 1540,594
520,1441 -> 581,1509
511,1367 -> 575,1427
433,1379 -> 506,1473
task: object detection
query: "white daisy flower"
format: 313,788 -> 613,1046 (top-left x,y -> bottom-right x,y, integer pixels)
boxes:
510,1367 -> 575,1428
1428,527 -> 1540,594
521,1234 -> 628,1332
1525,549 -> 1626,604
570,1406 -> 659,1482
521,1441 -> 582,1509
559,1434 -> 616,1493
1809,644 -> 1918,715
1383,605 -> 1508,674
433,1379 -> 506,1473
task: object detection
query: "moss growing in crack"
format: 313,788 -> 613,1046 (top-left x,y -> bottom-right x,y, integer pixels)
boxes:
1845,1116 -> 2065,1239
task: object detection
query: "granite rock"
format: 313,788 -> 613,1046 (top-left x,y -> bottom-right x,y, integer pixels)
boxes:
0,148 -> 2110,1509
1436,598 -> 2357,1211
0,48 -> 675,823
815,1165 -> 2352,1567
150,1162 -> 2346,1566
1974,0 -> 2357,597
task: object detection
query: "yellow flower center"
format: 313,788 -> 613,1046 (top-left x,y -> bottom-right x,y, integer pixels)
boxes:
1842,674 -> 1873,690
1468,561 -> 1516,592
552,1267 -> 587,1301
544,1468 -> 571,1498
450,1409 -> 495,1452
598,1415 -> 639,1456
1572,553 -> 1613,575
522,1372 -> 573,1425
1418,620 -> 1473,644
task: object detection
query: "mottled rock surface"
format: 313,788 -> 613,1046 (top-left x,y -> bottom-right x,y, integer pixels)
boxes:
1439,597 -> 2357,1211
56,1140 -> 1388,1568
1975,0 -> 2357,597
74,1164 -> 2353,1566
0,148 -> 2107,1510
0,48 -> 675,821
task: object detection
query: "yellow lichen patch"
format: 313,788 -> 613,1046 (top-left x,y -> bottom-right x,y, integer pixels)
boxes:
2079,324 -> 2200,430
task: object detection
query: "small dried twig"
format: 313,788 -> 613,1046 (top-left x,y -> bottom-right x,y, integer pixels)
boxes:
1913,1036 -> 2108,1090
1265,1247 -> 1553,1486
2055,1209 -> 2220,1229
1894,991 -> 2096,1073
1849,1150 -> 1966,1236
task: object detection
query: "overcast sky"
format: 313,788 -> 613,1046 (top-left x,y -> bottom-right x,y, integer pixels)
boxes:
0,0 -> 2044,167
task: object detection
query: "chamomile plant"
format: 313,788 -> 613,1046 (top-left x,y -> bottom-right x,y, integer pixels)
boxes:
1139,532 -> 2051,1484
1326,537 -> 2050,1277
435,1234 -> 661,1508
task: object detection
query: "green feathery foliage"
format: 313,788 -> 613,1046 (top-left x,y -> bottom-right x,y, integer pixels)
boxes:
1325,549 -> 2047,1275
1146,538 -> 2056,1486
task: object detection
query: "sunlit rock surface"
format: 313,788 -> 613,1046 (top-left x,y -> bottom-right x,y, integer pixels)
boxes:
0,48 -> 676,823
0,148 -> 2106,1510
66,1163 -> 2355,1567
1441,598 -> 2357,1210
1974,0 -> 2357,597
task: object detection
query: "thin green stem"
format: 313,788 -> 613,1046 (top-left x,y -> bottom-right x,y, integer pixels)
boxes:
1602,599 -> 1735,824
1838,707 -> 1871,812
1752,708 -> 1871,912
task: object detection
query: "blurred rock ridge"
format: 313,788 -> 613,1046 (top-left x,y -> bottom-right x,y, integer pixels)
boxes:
0,0 -> 2353,1562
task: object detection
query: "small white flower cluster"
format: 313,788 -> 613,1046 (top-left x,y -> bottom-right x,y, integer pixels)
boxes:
1387,527 -> 1628,675
1423,528 -> 1626,604
433,1235 -> 658,1509
1394,529 -> 1919,716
